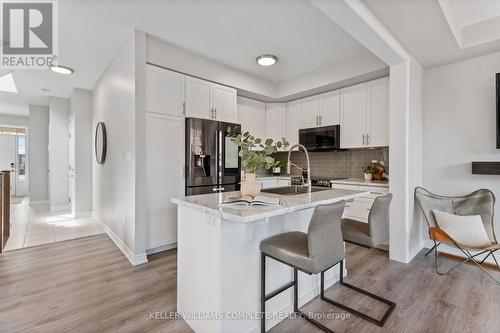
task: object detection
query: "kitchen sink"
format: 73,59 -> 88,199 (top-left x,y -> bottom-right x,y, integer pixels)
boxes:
261,186 -> 330,196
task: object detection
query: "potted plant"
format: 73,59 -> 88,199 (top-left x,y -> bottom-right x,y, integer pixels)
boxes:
272,160 -> 287,175
361,164 -> 376,181
227,128 -> 289,196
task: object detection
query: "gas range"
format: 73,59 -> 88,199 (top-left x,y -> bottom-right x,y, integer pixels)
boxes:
311,177 -> 348,188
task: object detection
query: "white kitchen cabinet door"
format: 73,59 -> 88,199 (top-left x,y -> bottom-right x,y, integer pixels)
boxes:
367,77 -> 389,147
260,178 -> 278,189
278,179 -> 291,187
213,83 -> 237,123
286,99 -> 302,147
266,103 -> 287,150
320,90 -> 340,126
185,76 -> 213,120
145,65 -> 185,117
340,83 -> 367,149
301,96 -> 320,128
145,113 -> 184,251
237,97 -> 266,140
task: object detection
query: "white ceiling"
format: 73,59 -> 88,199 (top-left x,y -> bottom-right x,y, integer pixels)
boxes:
447,0 -> 500,27
362,0 -> 500,68
1,0 -> 377,116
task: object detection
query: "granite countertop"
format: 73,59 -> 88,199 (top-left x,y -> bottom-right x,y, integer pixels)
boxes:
331,178 -> 389,188
171,188 -> 369,223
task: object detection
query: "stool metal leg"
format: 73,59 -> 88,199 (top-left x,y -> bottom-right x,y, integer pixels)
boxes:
320,260 -> 396,327
261,253 -> 266,333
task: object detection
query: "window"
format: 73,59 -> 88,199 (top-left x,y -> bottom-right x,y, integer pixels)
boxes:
18,135 -> 25,176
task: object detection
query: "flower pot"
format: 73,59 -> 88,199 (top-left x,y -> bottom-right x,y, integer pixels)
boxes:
240,173 -> 261,197
272,167 -> 281,175
364,173 -> 373,181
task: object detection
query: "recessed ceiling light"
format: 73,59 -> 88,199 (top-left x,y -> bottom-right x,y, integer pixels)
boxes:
49,65 -> 74,75
0,73 -> 18,93
256,55 -> 278,67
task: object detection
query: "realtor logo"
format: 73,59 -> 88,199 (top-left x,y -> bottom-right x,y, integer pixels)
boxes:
1,0 -> 58,69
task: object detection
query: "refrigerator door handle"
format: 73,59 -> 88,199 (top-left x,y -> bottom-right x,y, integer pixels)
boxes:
218,130 -> 223,181
213,187 -> 225,192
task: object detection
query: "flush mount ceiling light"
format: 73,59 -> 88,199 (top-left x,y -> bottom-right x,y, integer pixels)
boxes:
256,54 -> 278,67
0,73 -> 18,93
49,65 -> 74,75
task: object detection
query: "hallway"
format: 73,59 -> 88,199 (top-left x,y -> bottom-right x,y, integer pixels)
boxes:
4,197 -> 103,251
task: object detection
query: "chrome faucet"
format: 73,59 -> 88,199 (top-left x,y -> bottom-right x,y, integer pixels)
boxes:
287,144 -> 311,193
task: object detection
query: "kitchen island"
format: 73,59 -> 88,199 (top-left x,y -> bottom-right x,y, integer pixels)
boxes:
171,188 -> 369,333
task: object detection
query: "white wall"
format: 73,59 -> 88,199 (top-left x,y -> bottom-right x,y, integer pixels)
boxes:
70,88 -> 93,217
28,105 -> 49,204
92,31 -> 147,265
48,97 -> 70,211
0,114 -> 28,127
423,51 -> 500,238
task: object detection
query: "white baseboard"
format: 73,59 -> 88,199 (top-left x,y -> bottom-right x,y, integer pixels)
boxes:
146,241 -> 177,255
408,242 -> 424,262
96,219 -> 148,266
50,204 -> 70,212
30,200 -> 48,206
73,210 -> 92,218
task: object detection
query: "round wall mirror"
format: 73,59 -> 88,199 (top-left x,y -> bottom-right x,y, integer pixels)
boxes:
95,122 -> 107,164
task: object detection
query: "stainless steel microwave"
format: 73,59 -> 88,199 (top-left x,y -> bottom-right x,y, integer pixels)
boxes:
299,125 -> 340,151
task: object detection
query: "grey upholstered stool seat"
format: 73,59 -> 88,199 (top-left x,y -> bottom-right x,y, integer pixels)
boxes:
341,193 -> 393,248
259,200 -> 396,333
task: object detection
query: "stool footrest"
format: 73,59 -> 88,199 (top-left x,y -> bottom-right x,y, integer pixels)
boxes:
264,281 -> 295,301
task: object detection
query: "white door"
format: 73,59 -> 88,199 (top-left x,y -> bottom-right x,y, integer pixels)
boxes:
265,103 -> 287,150
146,65 -> 186,117
301,96 -> 320,128
237,97 -> 266,140
212,83 -> 237,122
185,76 -> 213,120
340,83 -> 367,149
367,77 -> 390,147
286,100 -> 302,148
0,134 -> 16,195
320,90 -> 340,126
146,113 -> 184,250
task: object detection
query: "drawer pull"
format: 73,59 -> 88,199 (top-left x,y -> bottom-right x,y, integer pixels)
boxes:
371,192 -> 383,195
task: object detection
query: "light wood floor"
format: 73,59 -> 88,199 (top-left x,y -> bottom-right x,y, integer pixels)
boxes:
1,234 -> 500,333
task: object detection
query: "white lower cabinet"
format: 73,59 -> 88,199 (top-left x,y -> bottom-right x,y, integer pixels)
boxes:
331,183 -> 389,223
146,113 -> 184,251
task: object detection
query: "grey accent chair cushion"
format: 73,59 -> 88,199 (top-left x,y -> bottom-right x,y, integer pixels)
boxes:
260,201 -> 346,274
341,193 -> 393,248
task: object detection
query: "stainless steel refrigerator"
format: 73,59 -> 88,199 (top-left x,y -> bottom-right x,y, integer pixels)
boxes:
185,118 -> 241,196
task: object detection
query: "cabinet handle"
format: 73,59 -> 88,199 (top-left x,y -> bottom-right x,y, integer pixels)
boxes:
214,107 -> 217,119
209,107 -> 213,118
319,115 -> 322,126
182,102 -> 186,115
367,134 -> 370,145
316,115 -> 319,126
362,134 -> 365,146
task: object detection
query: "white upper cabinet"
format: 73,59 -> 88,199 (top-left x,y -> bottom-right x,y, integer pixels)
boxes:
185,77 -> 237,122
320,90 -> 340,126
237,97 -> 266,140
286,99 -> 302,148
185,76 -> 213,120
301,96 -> 321,128
212,83 -> 237,123
340,83 -> 367,149
367,77 -> 389,147
266,103 -> 287,150
340,77 -> 389,149
146,65 -> 185,117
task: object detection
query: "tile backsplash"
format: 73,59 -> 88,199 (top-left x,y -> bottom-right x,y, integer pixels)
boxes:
266,147 -> 389,179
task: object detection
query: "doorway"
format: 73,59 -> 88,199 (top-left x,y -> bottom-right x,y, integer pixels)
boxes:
0,127 -> 27,197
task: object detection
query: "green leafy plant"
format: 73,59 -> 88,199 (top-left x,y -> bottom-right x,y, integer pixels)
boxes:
361,164 -> 376,174
227,127 -> 289,173
273,160 -> 287,169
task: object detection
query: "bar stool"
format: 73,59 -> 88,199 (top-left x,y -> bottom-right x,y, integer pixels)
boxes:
260,201 -> 395,333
